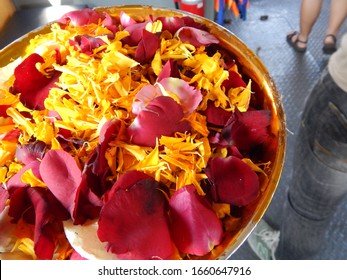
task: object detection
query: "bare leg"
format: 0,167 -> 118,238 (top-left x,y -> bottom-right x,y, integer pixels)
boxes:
325,0 -> 347,44
288,0 -> 323,49
299,0 -> 323,41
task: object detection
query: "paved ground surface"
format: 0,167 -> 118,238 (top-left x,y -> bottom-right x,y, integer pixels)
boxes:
1,0 -> 346,260
223,0 -> 347,260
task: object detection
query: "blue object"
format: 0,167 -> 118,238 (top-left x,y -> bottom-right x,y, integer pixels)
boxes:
217,0 -> 224,25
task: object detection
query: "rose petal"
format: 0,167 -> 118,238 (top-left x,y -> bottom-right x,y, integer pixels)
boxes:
120,11 -> 137,27
15,141 -> 47,165
134,29 -> 160,64
222,70 -> 247,90
124,22 -> 148,45
70,35 -> 106,55
157,16 -> 185,34
176,27 -> 220,47
203,101 -> 232,127
39,150 -> 81,218
131,84 -> 161,115
6,160 -> 42,191
157,59 -> 180,82
127,96 -> 191,147
11,53 -> 60,110
101,12 -> 118,34
0,185 -> 9,213
221,109 -> 272,150
159,77 -> 202,115
205,156 -> 259,206
58,8 -> 104,26
169,185 -> 223,256
97,175 -> 174,260
26,188 -> 58,260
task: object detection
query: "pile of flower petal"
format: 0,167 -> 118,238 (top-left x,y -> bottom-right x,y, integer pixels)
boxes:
0,8 -> 273,260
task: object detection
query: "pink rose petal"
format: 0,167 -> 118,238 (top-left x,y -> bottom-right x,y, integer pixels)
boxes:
176,27 -> 219,47
58,8 -> 104,26
127,96 -> 191,147
157,16 -> 185,34
159,77 -> 202,115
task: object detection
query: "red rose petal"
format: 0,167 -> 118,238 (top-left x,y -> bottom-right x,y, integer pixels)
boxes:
97,175 -> 174,260
70,249 -> 88,260
157,59 -> 180,82
26,188 -> 58,260
70,35 -> 106,55
203,101 -> 232,127
39,150 -> 82,218
0,105 -> 10,117
6,160 -> 42,191
11,53 -> 60,110
205,156 -> 259,206
221,109 -> 271,150
124,22 -> 148,45
169,185 -> 223,256
222,70 -> 247,90
134,29 -> 160,64
127,96 -> 191,147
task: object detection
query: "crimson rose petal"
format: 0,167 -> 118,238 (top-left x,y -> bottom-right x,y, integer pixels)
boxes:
127,96 -> 191,147
221,109 -> 271,150
205,156 -> 259,206
222,70 -> 247,90
98,176 -> 174,260
11,53 -> 60,110
169,185 -> 223,256
203,101 -> 232,127
135,29 -> 160,64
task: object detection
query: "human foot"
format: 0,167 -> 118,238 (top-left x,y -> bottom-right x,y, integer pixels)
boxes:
323,34 -> 337,54
286,31 -> 307,53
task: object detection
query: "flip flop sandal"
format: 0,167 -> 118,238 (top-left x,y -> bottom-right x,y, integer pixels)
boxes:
286,31 -> 307,53
323,34 -> 337,54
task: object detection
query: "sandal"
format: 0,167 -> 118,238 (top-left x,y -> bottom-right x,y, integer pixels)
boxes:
286,31 -> 307,53
323,34 -> 337,54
